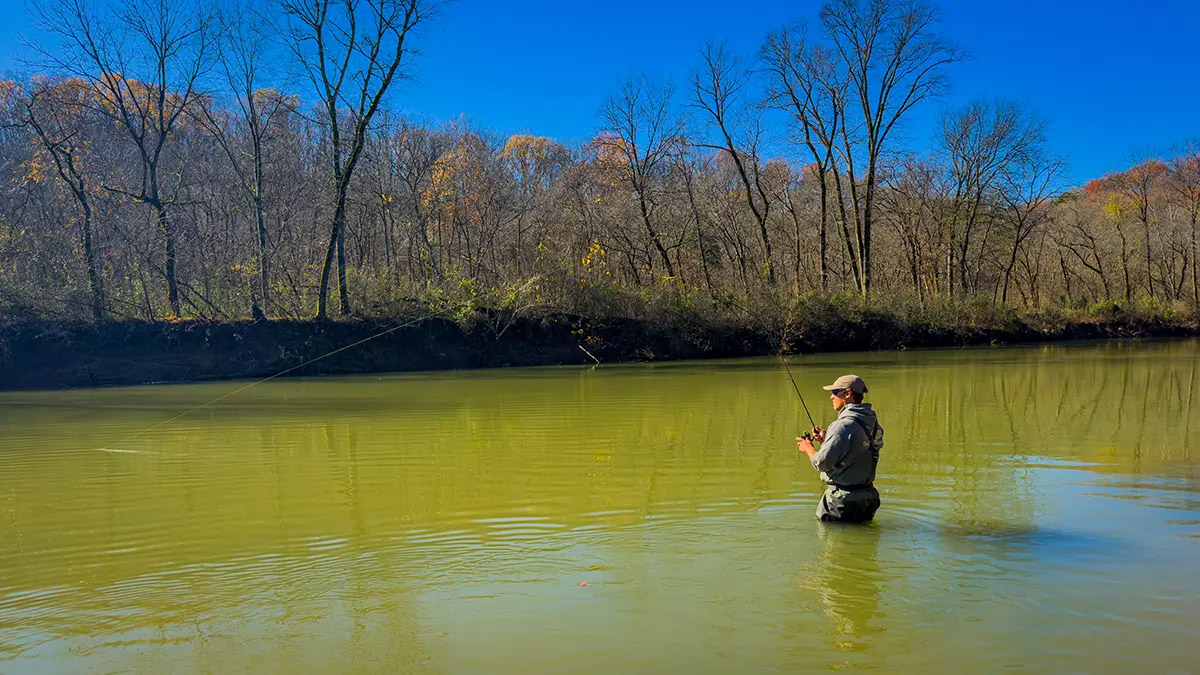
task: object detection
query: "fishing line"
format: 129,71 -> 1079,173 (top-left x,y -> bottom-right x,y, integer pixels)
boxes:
102,307 -> 453,450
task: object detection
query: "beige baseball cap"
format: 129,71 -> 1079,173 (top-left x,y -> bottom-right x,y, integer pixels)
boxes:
822,374 -> 867,394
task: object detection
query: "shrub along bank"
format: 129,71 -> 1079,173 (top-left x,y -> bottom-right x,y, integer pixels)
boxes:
1,295 -> 1196,391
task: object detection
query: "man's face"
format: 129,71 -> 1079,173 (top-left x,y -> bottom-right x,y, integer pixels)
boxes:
831,389 -> 850,411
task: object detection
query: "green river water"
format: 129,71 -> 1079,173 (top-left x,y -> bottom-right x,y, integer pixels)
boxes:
2,340 -> 1198,672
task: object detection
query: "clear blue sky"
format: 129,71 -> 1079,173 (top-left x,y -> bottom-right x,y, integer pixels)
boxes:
3,0 -> 1197,186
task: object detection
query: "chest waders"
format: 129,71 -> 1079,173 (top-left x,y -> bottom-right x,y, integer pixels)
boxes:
816,418 -> 882,524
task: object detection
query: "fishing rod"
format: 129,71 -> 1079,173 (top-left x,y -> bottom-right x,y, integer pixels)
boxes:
779,352 -> 818,441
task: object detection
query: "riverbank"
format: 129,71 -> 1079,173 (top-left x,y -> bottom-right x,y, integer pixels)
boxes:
3,297 -> 1197,391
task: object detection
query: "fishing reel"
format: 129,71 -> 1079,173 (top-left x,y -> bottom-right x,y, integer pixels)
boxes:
798,431 -> 814,442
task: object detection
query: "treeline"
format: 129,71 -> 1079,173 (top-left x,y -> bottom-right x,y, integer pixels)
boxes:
1,0 -> 1198,327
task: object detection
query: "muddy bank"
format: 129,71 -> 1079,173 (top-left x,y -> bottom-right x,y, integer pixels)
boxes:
0,311 -> 1195,391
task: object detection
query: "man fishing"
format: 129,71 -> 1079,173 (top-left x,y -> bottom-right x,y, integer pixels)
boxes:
796,374 -> 883,523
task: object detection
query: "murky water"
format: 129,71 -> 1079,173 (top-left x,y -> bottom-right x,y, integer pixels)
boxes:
2,340 -> 1198,672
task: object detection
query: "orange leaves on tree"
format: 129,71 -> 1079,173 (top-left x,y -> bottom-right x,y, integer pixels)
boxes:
423,131 -> 491,227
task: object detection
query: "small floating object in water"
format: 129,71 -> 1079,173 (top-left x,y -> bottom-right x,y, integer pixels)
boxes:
577,581 -> 589,587
96,447 -> 140,454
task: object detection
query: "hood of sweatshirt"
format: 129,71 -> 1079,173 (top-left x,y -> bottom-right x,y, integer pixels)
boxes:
838,403 -> 877,431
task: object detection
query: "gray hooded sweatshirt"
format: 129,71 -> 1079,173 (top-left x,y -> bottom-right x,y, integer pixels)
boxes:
811,403 -> 883,487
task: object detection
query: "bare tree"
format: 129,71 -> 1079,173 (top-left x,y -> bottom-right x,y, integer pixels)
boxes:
390,120 -> 448,282
1116,157 -> 1167,298
32,0 -> 214,317
498,134 -> 567,277
820,0 -> 959,297
599,76 -> 684,279
762,25 -> 848,292
1168,142 -> 1200,305
692,42 -> 776,284
675,147 -> 718,296
196,4 -> 292,316
880,154 -> 945,300
940,100 -> 1045,296
20,80 -> 106,319
997,148 -> 1063,305
280,0 -> 432,319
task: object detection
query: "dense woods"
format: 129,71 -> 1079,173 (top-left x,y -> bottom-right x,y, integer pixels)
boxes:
2,0 -> 1198,333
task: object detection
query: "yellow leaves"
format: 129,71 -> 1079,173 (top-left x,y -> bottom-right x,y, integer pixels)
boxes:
249,88 -> 299,111
0,79 -> 16,105
579,241 -> 610,288
20,140 -> 56,185
0,222 -> 22,245
581,240 -> 607,270
1103,194 -> 1127,221
93,72 -> 188,125
22,163 -> 45,184
423,133 -> 492,224
380,193 -> 393,204
501,134 -> 563,182
500,134 -> 553,162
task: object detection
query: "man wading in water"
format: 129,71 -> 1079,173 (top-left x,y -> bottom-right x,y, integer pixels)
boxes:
796,375 -> 883,523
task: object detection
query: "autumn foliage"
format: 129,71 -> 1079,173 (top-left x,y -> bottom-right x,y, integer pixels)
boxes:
1,0 -> 1199,328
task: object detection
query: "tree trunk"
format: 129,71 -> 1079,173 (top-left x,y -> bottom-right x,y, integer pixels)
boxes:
80,199 -> 105,321
1192,212 -> 1199,306
1119,229 -> 1132,302
861,163 -> 876,299
1059,252 -> 1072,305
790,203 -> 801,294
685,181 -> 715,297
317,200 -> 345,320
818,171 -> 829,292
156,202 -> 181,317
716,125 -> 773,285
910,242 -> 921,302
137,261 -> 155,320
638,192 -> 675,278
255,193 -> 269,314
944,221 -> 954,298
958,196 -> 984,297
1002,242 -> 1020,305
382,201 -> 393,283
759,220 -> 775,284
959,231 -> 972,296
830,168 -> 862,289
1143,212 -> 1154,298
336,220 -> 350,315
